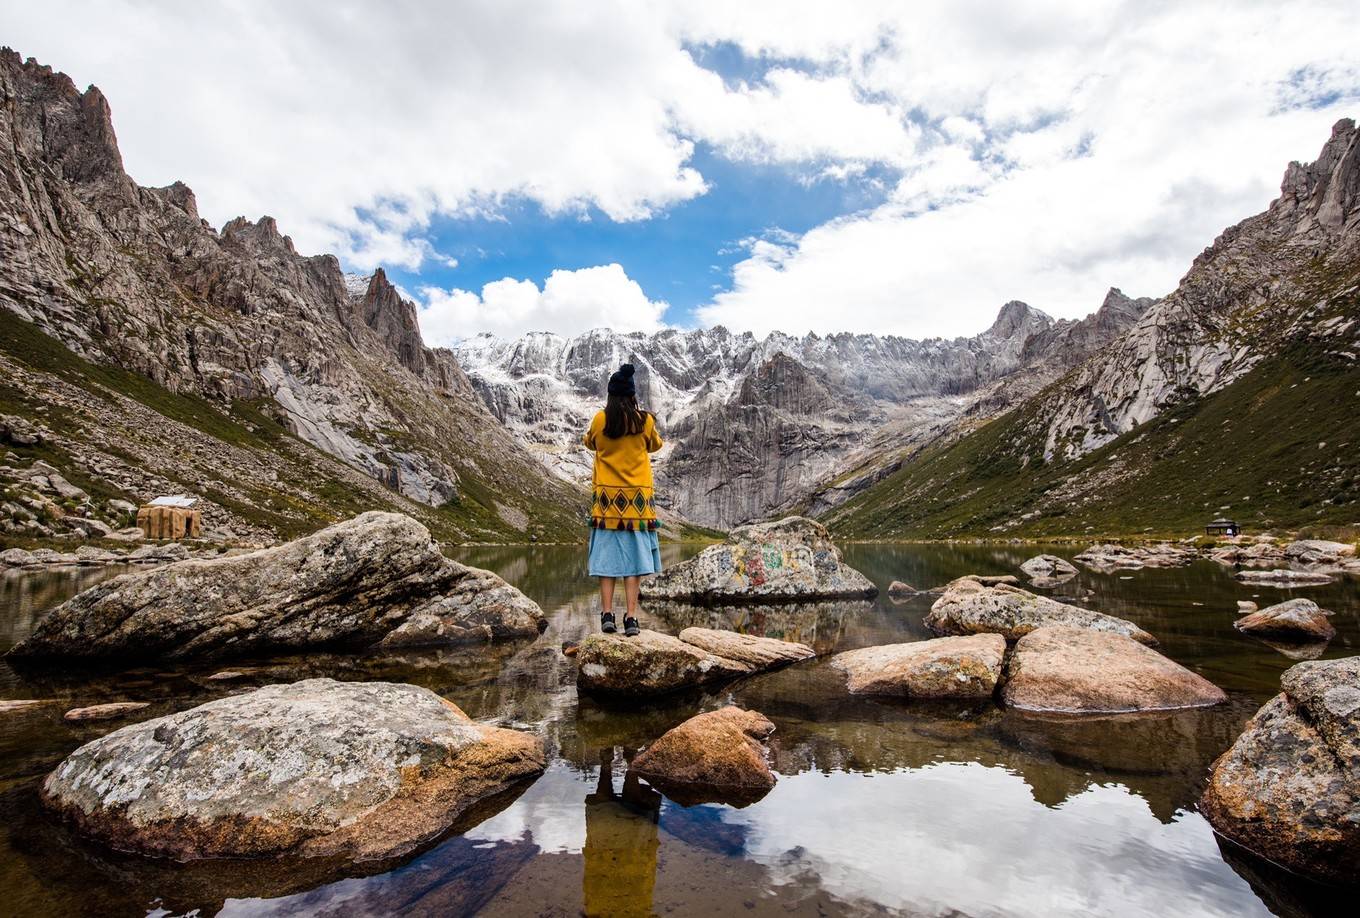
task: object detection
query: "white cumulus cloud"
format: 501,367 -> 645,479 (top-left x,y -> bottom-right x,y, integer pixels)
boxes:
415,264 -> 669,344
8,0 -> 1360,339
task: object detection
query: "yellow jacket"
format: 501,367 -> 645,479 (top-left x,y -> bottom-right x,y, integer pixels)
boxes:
583,410 -> 662,530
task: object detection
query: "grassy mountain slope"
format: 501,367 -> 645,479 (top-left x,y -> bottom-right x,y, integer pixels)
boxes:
825,339 -> 1360,540
826,122 -> 1360,543
1,309 -> 584,544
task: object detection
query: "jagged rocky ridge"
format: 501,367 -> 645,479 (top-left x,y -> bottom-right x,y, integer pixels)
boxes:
826,119 -> 1360,538
1035,118 -> 1360,462
0,49 -> 581,542
454,292 -> 1152,527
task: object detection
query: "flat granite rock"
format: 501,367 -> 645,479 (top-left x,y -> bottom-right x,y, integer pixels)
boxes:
640,516 -> 876,603
9,512 -> 544,663
41,678 -> 545,861
677,627 -> 815,669
1234,598 -> 1336,643
926,578 -> 1156,645
575,630 -> 753,696
632,706 -> 777,806
1235,569 -> 1335,586
1001,626 -> 1226,714
1074,543 -> 1195,570
1019,555 -> 1078,580
1202,657 -> 1360,886
829,634 -> 1006,699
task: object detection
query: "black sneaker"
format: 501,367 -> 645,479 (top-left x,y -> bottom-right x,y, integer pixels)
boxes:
623,616 -> 640,637
601,612 -> 617,634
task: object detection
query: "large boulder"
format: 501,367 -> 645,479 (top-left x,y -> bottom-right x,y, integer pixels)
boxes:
640,517 -> 876,603
1201,657 -> 1360,885
1001,626 -> 1226,714
829,634 -> 1006,699
575,630 -> 753,696
1234,598 -> 1336,642
676,627 -> 815,668
632,706 -> 777,806
41,678 -> 545,861
8,512 -> 543,662
925,578 -> 1156,645
1284,539 -> 1356,566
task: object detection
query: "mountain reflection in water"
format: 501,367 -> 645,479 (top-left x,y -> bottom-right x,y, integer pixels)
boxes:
0,541 -> 1354,916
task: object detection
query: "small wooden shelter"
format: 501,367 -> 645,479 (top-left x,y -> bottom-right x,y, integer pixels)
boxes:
137,495 -> 202,540
1205,517 -> 1240,537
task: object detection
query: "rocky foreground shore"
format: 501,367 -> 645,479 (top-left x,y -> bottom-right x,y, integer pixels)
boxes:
577,576 -> 1226,715
5,512 -> 1356,888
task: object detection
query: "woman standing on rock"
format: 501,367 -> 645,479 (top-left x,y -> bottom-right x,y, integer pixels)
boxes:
584,363 -> 663,637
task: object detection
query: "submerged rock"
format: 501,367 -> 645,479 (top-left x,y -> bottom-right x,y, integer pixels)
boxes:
925,578 -> 1156,645
829,633 -> 1006,699
1235,569 -> 1335,586
9,512 -> 543,663
1209,542 -> 1286,567
640,517 -> 876,603
1256,639 -> 1330,661
1201,657 -> 1360,886
887,580 -> 917,598
632,706 -> 777,806
1001,626 -> 1226,714
576,630 -> 753,696
1234,598 -> 1335,643
676,627 -> 815,669
63,702 -> 150,722
42,678 -> 545,861
0,699 -> 49,714
1019,554 -> 1078,580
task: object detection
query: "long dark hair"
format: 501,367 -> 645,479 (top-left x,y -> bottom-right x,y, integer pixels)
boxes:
603,394 -> 649,438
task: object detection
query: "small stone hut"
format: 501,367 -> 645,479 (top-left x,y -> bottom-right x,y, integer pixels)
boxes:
1205,517 -> 1240,537
137,495 -> 202,540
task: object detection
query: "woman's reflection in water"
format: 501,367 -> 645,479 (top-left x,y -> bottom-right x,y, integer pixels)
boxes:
583,747 -> 662,918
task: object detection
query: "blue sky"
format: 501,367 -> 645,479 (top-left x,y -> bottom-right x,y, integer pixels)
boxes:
11,1 -> 1359,342
386,142 -> 894,328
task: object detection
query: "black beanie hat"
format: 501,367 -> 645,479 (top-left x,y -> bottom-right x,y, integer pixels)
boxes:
607,363 -> 636,397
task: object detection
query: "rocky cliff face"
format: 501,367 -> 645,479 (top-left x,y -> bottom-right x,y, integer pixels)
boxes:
1036,119 -> 1360,462
454,295 -> 1148,527
825,120 -> 1360,539
0,49 -> 581,542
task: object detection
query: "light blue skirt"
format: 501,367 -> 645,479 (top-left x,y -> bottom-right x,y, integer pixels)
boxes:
588,527 -> 662,577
